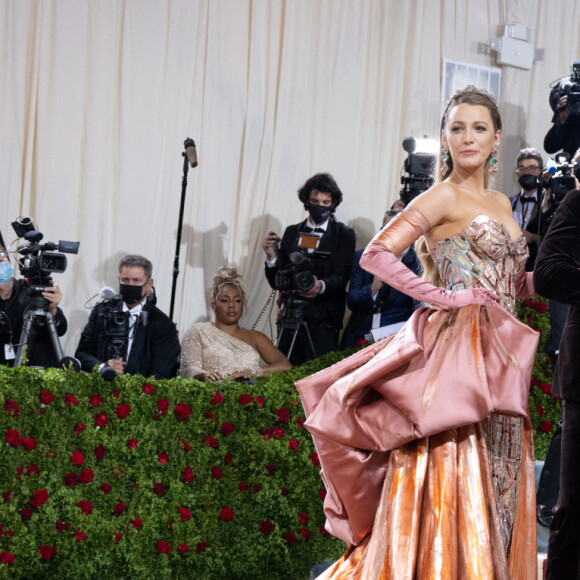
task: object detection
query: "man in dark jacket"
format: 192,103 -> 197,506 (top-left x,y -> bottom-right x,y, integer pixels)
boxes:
262,173 -> 356,365
534,188 -> 580,580
75,254 -> 180,380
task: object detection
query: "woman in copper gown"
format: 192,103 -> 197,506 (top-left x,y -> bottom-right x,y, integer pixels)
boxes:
297,87 -> 538,579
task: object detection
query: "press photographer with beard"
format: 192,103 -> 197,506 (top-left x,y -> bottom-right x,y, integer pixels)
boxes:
75,254 -> 180,379
262,173 -> 356,365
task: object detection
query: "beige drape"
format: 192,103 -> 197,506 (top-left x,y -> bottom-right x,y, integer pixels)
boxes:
1,0 -> 579,357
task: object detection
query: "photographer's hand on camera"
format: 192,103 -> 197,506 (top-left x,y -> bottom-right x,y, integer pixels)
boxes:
41,282 -> 62,315
106,357 -> 126,375
297,275 -> 323,298
262,231 -> 280,262
557,95 -> 570,124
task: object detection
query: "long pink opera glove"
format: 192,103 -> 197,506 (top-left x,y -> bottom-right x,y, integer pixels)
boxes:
516,271 -> 537,299
360,207 -> 500,309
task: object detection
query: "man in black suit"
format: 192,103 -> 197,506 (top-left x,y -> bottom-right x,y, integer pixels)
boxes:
534,187 -> 580,580
262,173 -> 355,365
75,254 -> 180,380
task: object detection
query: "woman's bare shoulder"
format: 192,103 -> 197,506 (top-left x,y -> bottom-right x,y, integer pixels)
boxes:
409,182 -> 460,226
490,190 -> 512,211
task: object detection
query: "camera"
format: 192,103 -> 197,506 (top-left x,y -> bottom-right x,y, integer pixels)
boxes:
399,136 -> 436,204
548,153 -> 577,201
549,60 -> 580,115
275,252 -> 315,293
12,216 -> 80,293
97,293 -> 131,381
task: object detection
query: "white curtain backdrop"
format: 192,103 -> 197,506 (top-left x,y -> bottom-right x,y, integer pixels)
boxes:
1,0 -> 579,357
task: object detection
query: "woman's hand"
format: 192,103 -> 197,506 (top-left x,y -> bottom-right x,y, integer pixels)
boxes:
198,370 -> 226,382
448,287 -> 500,308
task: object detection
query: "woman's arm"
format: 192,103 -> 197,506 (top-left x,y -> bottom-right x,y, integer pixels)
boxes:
229,331 -> 291,379
180,326 -> 212,380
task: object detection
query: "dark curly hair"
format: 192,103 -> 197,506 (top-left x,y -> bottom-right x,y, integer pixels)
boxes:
297,173 -> 343,210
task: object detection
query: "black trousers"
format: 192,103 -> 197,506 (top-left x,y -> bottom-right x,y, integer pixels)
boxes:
546,398 -> 580,580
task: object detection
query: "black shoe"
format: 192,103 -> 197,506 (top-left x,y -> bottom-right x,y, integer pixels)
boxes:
537,505 -> 555,528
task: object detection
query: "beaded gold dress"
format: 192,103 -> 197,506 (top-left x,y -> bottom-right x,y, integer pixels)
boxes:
297,215 -> 538,579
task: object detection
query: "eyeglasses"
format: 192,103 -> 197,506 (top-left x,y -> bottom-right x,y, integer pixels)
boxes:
517,165 -> 541,174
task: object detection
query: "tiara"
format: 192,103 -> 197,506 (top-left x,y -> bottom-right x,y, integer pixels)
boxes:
445,85 -> 499,109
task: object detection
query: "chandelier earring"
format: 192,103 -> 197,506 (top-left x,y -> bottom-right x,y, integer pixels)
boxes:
440,146 -> 450,175
488,147 -> 499,176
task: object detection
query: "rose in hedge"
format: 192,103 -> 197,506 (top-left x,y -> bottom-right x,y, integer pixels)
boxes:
142,382 -> 155,395
0,550 -> 15,566
26,465 -> 40,476
539,383 -> 552,395
39,546 -> 56,560
131,518 -> 142,530
273,427 -> 284,439
175,403 -> 191,420
239,482 -> 248,493
220,507 -> 234,521
64,394 -> 79,407
289,438 -> 300,452
95,413 -> 109,428
203,436 -> 219,448
204,412 -> 216,420
319,489 -> 327,500
319,526 -> 330,537
256,395 -> 265,408
298,512 -> 309,525
536,404 -> 545,417
113,531 -> 122,544
158,452 -> 169,465
71,451 -> 85,465
114,501 -> 127,516
179,507 -> 192,522
153,483 -> 167,497
225,453 -> 234,465
196,542 -> 209,553
211,467 -> 222,480
281,487 -> 289,496
210,392 -> 225,405
265,464 -> 276,477
90,394 -> 104,407
16,466 -> 23,479
180,439 -> 191,452
540,420 -> 554,433
95,445 -> 107,461
182,466 -> 195,483
239,394 -> 253,406
309,451 -> 320,466
74,423 -> 86,437
298,529 -> 312,541
296,416 -> 305,428
275,408 -> 290,422
116,404 -> 131,419
3,530 -> 13,538
112,390 -> 120,399
222,422 -> 235,435
283,531 -> 296,546
260,520 -> 275,535
157,399 -> 169,413
64,473 -> 79,487
29,489 -> 49,508
75,530 -> 87,543
534,301 -> 548,313
251,483 -> 262,493
156,541 -> 171,554
22,437 -> 37,451
39,390 -> 55,405
78,500 -> 93,515
56,521 -> 70,534
128,438 -> 138,450
178,543 -> 188,555
4,400 -> 20,417
100,483 -> 112,495
5,429 -> 21,448
20,508 -> 33,521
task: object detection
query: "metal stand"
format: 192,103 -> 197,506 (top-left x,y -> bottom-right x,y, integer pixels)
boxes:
275,295 -> 316,361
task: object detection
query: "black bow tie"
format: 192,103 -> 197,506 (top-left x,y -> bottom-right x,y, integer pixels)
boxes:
303,226 -> 325,233
521,196 -> 537,204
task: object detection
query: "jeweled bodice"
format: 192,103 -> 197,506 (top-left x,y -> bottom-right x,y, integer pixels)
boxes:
432,215 -> 528,315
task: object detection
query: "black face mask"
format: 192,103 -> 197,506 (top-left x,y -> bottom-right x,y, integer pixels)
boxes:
307,203 -> 333,225
119,283 -> 145,305
518,174 -> 538,192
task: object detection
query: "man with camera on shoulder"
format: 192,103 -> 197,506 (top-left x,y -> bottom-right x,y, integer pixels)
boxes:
75,254 -> 180,380
262,173 -> 356,366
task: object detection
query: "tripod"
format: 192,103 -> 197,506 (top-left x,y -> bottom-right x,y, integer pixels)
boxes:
14,293 -> 64,367
275,295 -> 316,361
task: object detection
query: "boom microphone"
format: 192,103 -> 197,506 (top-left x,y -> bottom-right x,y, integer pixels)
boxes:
100,287 -> 116,301
184,138 -> 198,168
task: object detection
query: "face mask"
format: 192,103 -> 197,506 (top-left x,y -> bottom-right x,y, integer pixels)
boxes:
0,262 -> 14,284
518,174 -> 538,192
307,203 -> 333,225
119,283 -> 145,305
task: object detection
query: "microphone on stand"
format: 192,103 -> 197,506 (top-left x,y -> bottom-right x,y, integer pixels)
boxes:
184,138 -> 198,168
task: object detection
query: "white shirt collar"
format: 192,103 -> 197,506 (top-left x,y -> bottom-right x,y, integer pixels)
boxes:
305,217 -> 330,232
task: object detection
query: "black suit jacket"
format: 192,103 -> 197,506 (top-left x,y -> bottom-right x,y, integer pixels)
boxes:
75,300 -> 180,379
265,216 -> 356,329
534,189 -> 580,401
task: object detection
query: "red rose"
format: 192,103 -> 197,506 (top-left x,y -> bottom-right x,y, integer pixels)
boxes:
115,404 -> 131,419
283,531 -> 296,546
202,436 -> 219,448
114,501 -> 126,516
355,338 -> 369,347
298,529 -> 312,541
128,438 -> 138,450
298,512 -> 309,525
157,452 -> 169,465
74,423 -> 86,437
319,526 -> 330,537
3,530 -> 13,538
256,396 -> 265,408
75,529 -> 87,543
71,451 -> 85,465
22,437 -> 37,451
38,545 -> 56,560
522,299 -> 535,307
221,422 -> 235,435
64,394 -> 79,407
142,382 -> 155,395
220,507 -> 234,521
275,408 -> 289,422
180,440 -> 191,452
273,427 -> 284,439
16,466 -> 23,479
95,413 -> 109,428
131,517 -> 142,529
4,400 -> 20,417
55,520 -> 70,534
309,451 -> 320,466
239,394 -> 254,406
5,429 -> 21,448
0,551 -> 15,566
179,507 -> 192,522
211,467 -> 222,480
78,500 -> 93,515
183,466 -> 196,483
20,508 -> 33,521
77,469 -> 93,484
39,390 -> 55,405
113,531 -> 122,544
225,453 -> 234,465
536,404 -> 545,417
288,438 -> 299,452
265,464 -> 276,477
26,465 -> 40,476
534,301 -> 548,313
259,428 -> 273,440
281,487 -> 289,496
210,392 -> 225,405
539,383 -> 552,395
90,394 -> 104,407
94,445 -> 107,461
156,541 -> 171,554
157,399 -> 170,413
238,482 -> 248,493
178,543 -> 188,555
174,403 -> 191,420
319,488 -> 327,500
540,420 -> 554,433
29,489 -> 49,508
101,483 -> 112,495
64,473 -> 79,487
112,390 -> 120,399
196,541 -> 209,553
204,412 -> 216,420
251,483 -> 262,493
259,520 -> 275,535
296,416 -> 305,428
153,483 -> 167,497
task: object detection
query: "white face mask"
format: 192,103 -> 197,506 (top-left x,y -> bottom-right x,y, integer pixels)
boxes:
0,261 -> 14,284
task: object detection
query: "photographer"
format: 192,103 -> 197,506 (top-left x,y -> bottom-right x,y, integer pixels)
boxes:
262,173 -> 355,365
0,236 -> 67,367
75,254 -> 180,379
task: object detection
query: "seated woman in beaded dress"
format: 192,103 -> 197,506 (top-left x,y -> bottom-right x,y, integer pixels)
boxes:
297,86 -> 539,579
180,266 -> 290,381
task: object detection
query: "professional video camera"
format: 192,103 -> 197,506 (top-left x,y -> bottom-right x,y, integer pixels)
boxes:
274,252 -> 316,293
399,136 -> 436,204
12,216 -> 80,295
549,60 -> 580,115
547,152 -> 577,201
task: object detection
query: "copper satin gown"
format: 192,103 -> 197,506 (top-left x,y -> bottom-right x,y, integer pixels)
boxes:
297,215 -> 538,579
